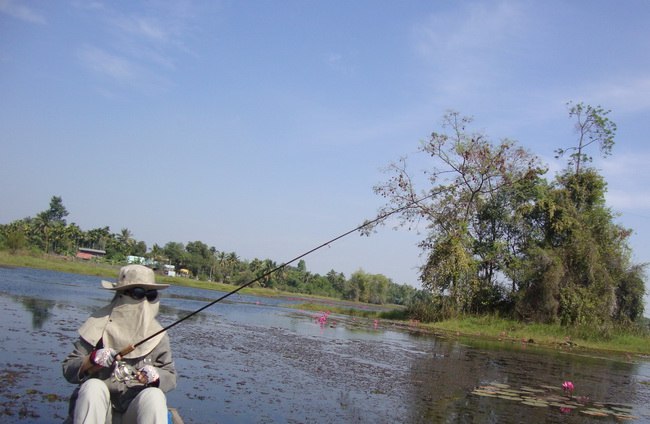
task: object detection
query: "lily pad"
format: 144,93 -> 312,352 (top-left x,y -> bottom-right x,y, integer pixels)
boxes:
614,414 -> 639,420
496,394 -> 522,401
490,383 -> 511,388
581,409 -> 610,417
521,400 -> 549,407
549,403 -> 577,409
520,386 -> 546,393
472,391 -> 498,398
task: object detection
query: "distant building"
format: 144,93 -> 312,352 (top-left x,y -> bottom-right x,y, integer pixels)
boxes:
127,256 -> 156,266
76,247 -> 106,260
163,264 -> 176,277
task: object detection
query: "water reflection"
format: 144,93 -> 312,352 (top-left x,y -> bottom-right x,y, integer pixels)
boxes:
408,338 -> 649,423
16,295 -> 56,329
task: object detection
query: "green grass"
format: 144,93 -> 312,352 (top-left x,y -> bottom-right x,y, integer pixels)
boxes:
289,302 -> 404,319
0,251 -> 119,277
426,315 -> 650,355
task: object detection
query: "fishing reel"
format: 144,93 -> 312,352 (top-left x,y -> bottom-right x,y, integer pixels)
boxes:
113,358 -> 152,382
113,360 -> 137,382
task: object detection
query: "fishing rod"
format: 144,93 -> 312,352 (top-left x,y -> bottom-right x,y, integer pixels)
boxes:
89,195 -> 429,371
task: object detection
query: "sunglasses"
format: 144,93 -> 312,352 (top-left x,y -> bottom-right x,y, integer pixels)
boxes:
125,287 -> 159,302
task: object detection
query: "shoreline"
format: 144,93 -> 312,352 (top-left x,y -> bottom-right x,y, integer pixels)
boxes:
1,251 -> 648,357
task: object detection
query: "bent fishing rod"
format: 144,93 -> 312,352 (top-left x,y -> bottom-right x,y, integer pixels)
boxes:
90,196 -> 430,370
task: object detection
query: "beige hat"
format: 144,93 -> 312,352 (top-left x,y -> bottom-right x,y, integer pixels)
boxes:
101,264 -> 169,291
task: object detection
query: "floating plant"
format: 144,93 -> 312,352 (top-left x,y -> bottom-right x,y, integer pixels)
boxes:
471,382 -> 640,420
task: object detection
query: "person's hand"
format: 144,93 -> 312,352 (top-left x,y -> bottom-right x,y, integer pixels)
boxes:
90,348 -> 118,368
137,365 -> 159,385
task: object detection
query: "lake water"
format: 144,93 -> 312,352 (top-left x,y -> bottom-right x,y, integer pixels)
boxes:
0,266 -> 649,423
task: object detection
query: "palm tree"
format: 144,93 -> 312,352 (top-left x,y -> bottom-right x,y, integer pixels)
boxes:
32,214 -> 52,253
118,228 -> 134,246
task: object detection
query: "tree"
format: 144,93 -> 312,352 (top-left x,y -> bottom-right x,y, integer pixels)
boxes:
555,102 -> 617,175
85,226 -> 111,250
37,196 -> 69,226
163,242 -> 188,270
149,243 -> 167,264
118,228 -> 134,246
5,227 -> 27,253
371,111 -> 545,312
515,168 -> 645,325
348,270 -> 371,302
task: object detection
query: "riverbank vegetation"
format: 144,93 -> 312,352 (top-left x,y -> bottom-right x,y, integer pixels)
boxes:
1,103 -> 648,353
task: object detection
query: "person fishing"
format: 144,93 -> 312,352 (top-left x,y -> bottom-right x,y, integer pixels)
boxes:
62,265 -> 177,424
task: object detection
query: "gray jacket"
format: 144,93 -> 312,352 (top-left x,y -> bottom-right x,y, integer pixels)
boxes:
62,333 -> 177,413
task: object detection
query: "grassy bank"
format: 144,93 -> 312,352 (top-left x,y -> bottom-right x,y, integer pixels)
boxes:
291,302 -> 649,355
426,315 -> 649,355
0,251 -> 269,296
2,251 -> 648,356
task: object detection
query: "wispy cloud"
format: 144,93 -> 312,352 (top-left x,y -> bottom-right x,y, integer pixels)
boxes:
606,191 -> 650,211
324,53 -> 357,75
412,0 -> 528,96
586,77 -> 650,115
75,0 -> 203,94
597,152 -> 650,211
0,0 -> 45,23
78,44 -> 170,93
78,45 -> 139,81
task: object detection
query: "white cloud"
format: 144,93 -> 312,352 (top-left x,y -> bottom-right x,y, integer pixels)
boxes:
0,0 -> 45,23
78,45 -> 138,81
412,1 -> 528,94
74,1 -> 204,94
324,53 -> 357,75
596,152 -> 650,211
606,190 -> 650,211
78,44 -> 173,93
112,15 -> 171,43
589,77 -> 650,114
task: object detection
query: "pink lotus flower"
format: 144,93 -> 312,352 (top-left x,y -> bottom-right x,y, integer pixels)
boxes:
562,381 -> 574,398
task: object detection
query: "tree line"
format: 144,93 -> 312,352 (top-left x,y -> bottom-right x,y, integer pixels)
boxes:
0,196 -> 423,305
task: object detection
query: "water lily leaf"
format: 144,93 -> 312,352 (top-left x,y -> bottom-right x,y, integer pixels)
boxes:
497,395 -> 522,401
611,406 -> 635,413
614,414 -> 639,420
490,383 -> 510,388
520,386 -> 545,393
549,403 -> 577,409
472,391 -> 497,397
521,400 -> 549,407
496,389 -> 523,396
581,409 -> 610,417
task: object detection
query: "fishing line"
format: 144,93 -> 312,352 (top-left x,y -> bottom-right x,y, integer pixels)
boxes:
107,195 -> 431,359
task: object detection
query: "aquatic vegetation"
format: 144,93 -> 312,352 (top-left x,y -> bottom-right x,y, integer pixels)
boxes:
471,382 -> 640,420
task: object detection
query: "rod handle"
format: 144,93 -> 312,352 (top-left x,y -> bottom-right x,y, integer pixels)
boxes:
86,345 -> 137,375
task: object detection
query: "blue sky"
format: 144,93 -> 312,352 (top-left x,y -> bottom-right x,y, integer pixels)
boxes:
1,0 -> 649,312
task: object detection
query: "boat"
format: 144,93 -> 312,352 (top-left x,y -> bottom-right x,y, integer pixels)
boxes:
168,408 -> 184,424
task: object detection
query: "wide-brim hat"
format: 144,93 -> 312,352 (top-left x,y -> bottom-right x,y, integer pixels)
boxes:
101,264 -> 170,291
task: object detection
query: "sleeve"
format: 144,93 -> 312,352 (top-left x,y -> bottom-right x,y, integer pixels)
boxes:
62,337 -> 94,384
150,333 -> 177,393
